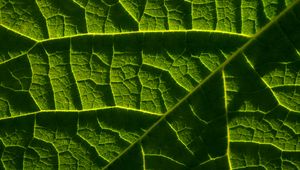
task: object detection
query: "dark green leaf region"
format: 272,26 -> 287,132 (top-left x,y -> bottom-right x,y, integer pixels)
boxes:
1,0 -> 300,169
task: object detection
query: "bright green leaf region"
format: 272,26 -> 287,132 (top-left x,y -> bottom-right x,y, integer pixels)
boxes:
0,0 -> 300,169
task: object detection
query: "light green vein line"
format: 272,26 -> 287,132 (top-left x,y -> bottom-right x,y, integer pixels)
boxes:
38,30 -> 251,43
0,43 -> 38,66
33,0 -> 49,39
144,154 -> 187,167
1,23 -> 251,42
102,0 -> 300,169
0,106 -> 161,121
166,121 -> 195,156
230,141 -> 300,152
140,144 -> 146,170
69,38 -> 83,110
271,84 -> 300,88
0,30 -> 250,66
195,155 -> 228,168
222,70 -> 232,170
118,1 -> 139,24
243,54 -> 300,113
0,24 -> 38,42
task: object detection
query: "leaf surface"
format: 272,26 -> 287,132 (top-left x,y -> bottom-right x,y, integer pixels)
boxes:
0,0 -> 300,169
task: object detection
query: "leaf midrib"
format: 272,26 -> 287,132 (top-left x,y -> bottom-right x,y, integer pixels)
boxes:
0,106 -> 161,121
103,0 -> 300,169
0,23 -> 251,43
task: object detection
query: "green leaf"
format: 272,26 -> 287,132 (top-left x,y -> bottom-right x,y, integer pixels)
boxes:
0,0 -> 300,169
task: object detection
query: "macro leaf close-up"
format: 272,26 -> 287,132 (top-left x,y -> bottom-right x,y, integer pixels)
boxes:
1,0 -> 300,169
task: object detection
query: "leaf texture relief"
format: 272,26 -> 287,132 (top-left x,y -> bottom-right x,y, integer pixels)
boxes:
0,0 -> 300,169
0,0 -> 293,40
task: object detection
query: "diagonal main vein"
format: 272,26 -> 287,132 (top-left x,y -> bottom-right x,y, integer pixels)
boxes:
103,0 -> 300,169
